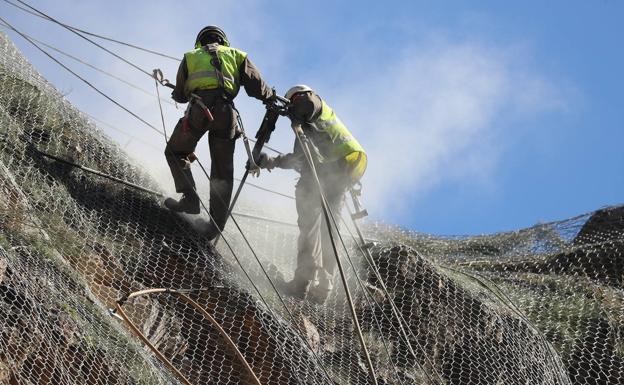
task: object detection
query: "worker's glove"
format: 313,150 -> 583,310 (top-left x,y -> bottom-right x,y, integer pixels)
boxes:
246,152 -> 276,171
258,152 -> 278,171
263,88 -> 277,110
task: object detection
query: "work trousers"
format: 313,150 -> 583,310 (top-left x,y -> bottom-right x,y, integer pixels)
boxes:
164,99 -> 237,230
294,161 -> 351,290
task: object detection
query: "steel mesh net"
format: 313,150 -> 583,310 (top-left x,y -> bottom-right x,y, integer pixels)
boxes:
1,31 -> 622,385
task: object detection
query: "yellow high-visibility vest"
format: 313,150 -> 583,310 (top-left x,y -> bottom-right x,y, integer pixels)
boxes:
184,44 -> 246,97
310,100 -> 367,180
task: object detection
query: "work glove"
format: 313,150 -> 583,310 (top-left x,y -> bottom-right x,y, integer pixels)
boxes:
246,152 -> 277,171
263,88 -> 278,108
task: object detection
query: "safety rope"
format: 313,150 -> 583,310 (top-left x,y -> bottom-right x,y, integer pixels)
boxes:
2,0 -> 179,61
10,0 -> 153,78
26,146 -> 296,229
292,127 -> 379,385
113,288 -> 263,385
0,20 -> 174,106
292,156 -> 435,383
0,16 -> 165,137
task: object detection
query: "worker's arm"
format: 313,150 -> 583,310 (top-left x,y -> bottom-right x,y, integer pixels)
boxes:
239,56 -> 273,102
171,57 -> 189,103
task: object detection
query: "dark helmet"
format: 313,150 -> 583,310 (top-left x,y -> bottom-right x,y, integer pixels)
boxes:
195,25 -> 229,48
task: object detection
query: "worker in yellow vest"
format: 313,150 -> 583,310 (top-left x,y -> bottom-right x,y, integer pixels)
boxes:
164,26 -> 274,240
256,85 -> 367,304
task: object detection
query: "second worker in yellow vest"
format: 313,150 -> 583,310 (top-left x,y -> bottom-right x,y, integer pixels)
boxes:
164,26 -> 274,240
255,85 -> 367,304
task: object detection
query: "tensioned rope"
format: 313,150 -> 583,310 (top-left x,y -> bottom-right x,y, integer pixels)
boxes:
0,16 -> 165,137
9,0 -> 152,78
291,127 -> 379,384
340,207 -> 445,383
2,0 -> 179,61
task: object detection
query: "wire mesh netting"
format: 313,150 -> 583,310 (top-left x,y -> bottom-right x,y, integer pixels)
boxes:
1,31 -> 623,385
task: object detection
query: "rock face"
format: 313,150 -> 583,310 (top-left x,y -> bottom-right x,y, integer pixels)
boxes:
368,245 -> 571,385
574,206 -> 624,246
0,247 -> 135,385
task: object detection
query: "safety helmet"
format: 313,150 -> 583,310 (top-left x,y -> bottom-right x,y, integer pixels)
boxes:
195,25 -> 229,48
285,84 -> 314,100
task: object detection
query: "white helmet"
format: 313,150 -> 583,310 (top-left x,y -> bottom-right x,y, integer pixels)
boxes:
285,84 -> 314,100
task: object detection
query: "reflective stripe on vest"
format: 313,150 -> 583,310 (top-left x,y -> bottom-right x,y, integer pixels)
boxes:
184,45 -> 246,97
310,100 -> 365,162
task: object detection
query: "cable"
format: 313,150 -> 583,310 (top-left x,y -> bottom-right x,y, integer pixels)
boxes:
0,16 -> 165,137
340,210 -> 445,383
439,265 -> 572,385
248,138 -> 284,156
11,0 -> 153,77
28,30 -> 176,105
85,114 -> 162,152
292,128 -> 379,385
114,289 -> 263,385
0,19 -> 175,106
2,0 -> 179,61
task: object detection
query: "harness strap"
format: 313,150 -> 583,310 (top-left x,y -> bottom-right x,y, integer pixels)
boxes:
205,43 -> 227,93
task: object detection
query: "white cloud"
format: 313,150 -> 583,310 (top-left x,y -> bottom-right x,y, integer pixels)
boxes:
313,40 -> 569,218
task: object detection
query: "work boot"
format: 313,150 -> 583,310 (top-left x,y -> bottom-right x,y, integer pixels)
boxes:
164,191 -> 200,214
278,279 -> 311,301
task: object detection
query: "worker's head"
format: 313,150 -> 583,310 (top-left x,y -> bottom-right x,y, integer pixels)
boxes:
285,84 -> 314,102
195,26 -> 229,48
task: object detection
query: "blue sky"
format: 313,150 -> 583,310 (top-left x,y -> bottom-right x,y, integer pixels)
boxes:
1,0 -> 622,235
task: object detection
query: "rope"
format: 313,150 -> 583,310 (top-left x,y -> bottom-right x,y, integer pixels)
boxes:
292,128 -> 379,385
114,288 -> 263,385
10,0 -> 153,78
340,208 -> 445,384
438,265 -> 572,385
0,21 -> 175,106
0,16 -> 165,137
28,146 -> 296,228
2,0 -> 179,61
